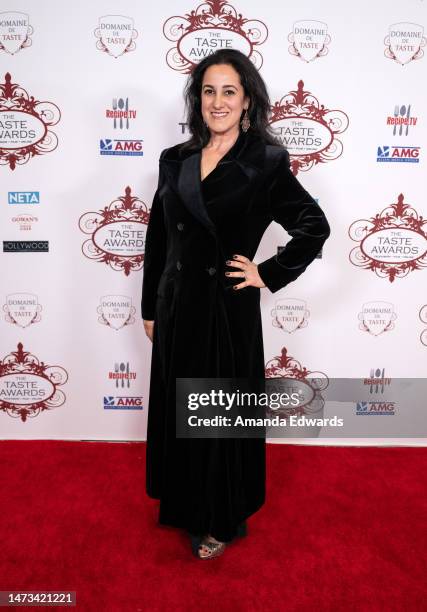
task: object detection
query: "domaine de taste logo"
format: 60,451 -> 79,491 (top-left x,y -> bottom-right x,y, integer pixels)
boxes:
163,0 -> 268,73
3,292 -> 42,328
358,301 -> 397,336
94,15 -> 138,58
97,295 -> 136,330
0,342 -> 68,422
384,22 -> 426,65
78,187 -> 149,276
0,72 -> 61,170
287,20 -> 331,62
271,298 -> 310,333
349,193 -> 427,282
269,80 -> 349,175
0,11 -> 33,54
420,305 -> 427,346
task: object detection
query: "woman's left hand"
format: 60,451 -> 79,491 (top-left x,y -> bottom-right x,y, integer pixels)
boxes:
225,254 -> 266,290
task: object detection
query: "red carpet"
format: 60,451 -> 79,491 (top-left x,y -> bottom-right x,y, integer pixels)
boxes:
0,441 -> 426,611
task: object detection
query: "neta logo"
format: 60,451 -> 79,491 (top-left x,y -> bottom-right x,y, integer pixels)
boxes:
8,192 -> 40,204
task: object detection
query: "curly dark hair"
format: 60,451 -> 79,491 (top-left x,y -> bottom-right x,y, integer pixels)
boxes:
181,49 -> 280,150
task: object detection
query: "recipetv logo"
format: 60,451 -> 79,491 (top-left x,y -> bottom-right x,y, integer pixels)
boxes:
386,104 -> 417,136
376,145 -> 420,163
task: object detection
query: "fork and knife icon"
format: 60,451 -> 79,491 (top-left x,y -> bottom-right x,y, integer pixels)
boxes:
112,97 -> 130,129
392,104 -> 411,136
369,368 -> 385,394
114,362 -> 131,388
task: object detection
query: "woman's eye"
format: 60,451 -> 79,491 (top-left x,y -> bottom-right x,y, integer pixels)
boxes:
203,89 -> 235,95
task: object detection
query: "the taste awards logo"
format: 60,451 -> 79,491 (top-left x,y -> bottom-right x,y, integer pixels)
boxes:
0,73 -> 61,170
0,343 -> 68,422
348,193 -> 427,282
271,298 -> 309,333
419,305 -> 427,347
384,22 -> 426,65
0,12 -> 33,54
358,301 -> 396,336
163,0 -> 268,73
79,187 -> 149,276
288,20 -> 331,62
269,81 -> 349,175
94,15 -> 138,58
265,347 -> 328,417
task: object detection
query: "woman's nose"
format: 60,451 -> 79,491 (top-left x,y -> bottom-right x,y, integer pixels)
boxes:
213,95 -> 224,108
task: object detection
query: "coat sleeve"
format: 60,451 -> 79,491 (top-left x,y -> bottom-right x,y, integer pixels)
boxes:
141,150 -> 168,320
257,150 -> 331,293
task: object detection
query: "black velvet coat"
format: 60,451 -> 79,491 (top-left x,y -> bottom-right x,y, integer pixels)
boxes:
141,129 -> 330,542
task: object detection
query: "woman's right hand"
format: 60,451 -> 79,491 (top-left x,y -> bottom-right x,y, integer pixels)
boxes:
143,320 -> 154,342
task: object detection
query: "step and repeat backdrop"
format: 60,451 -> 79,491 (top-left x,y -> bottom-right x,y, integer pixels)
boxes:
1,0 -> 426,443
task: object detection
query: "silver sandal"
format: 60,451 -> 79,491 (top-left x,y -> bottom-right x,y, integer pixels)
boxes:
197,535 -> 226,560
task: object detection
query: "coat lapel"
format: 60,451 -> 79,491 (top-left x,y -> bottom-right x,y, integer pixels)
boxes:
160,131 -> 266,235
178,151 -> 216,235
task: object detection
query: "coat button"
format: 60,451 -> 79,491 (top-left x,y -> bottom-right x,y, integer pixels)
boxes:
207,267 -> 216,276
177,222 -> 184,231
176,261 -> 182,271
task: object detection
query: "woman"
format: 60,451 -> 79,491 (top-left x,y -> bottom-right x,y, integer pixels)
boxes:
141,49 -> 330,559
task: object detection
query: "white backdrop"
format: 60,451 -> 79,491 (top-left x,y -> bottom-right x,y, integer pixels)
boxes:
1,0 -> 426,445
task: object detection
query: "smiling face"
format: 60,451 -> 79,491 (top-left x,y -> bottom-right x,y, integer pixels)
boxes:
200,63 -> 249,139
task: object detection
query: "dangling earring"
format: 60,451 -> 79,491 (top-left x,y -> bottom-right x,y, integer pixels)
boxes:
241,109 -> 250,132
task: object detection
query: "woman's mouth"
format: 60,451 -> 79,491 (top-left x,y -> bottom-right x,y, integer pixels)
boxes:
211,112 -> 228,119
